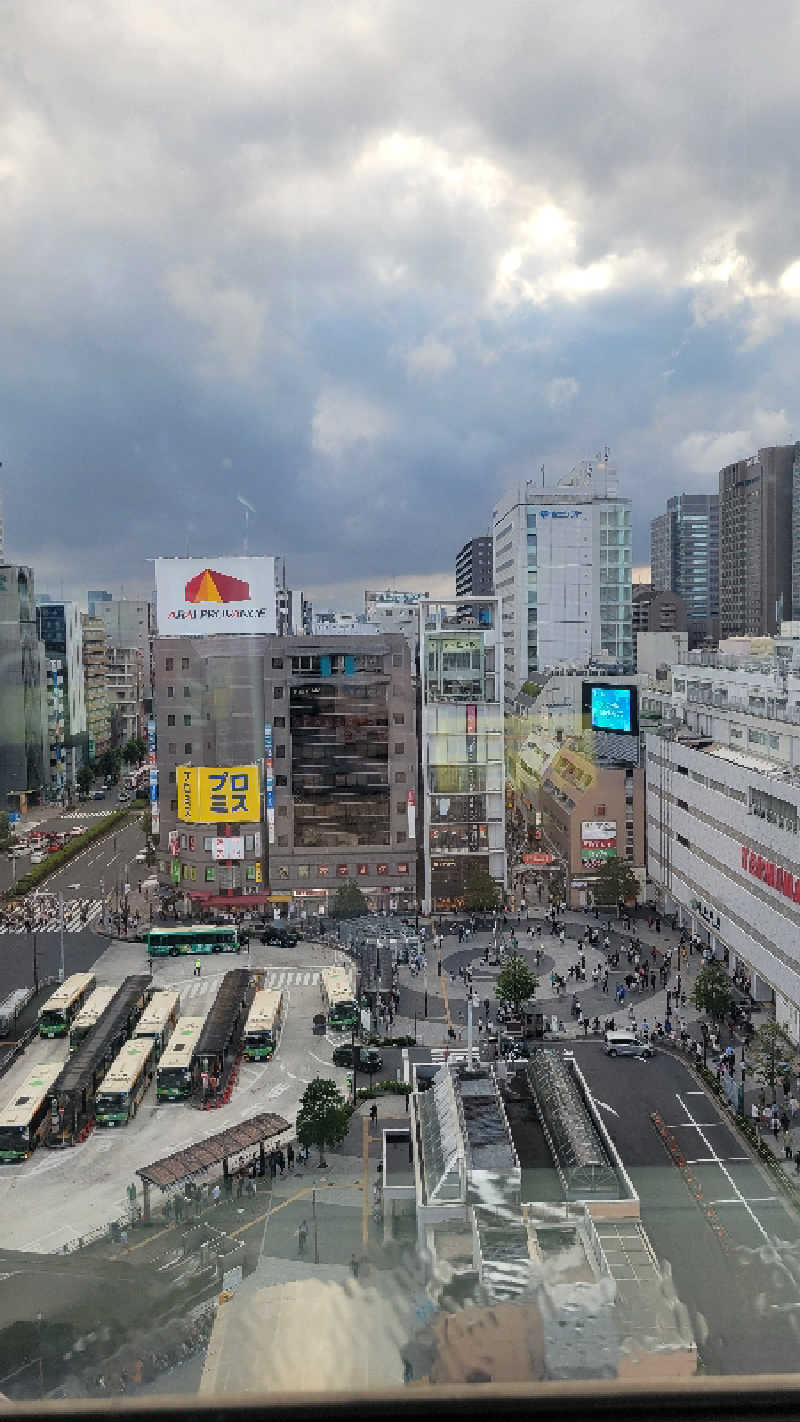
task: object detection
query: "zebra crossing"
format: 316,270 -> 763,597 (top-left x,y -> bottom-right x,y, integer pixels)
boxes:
429,1046 -> 470,1066
176,968 -> 321,1003
0,897 -> 103,934
60,809 -> 118,820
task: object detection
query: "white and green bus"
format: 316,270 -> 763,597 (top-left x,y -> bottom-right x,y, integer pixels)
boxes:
242,989 -> 283,1061
321,966 -> 358,1031
39,973 -> 97,1039
133,989 -> 180,1059
0,1062 -> 63,1162
69,985 -> 119,1052
94,1037 -> 155,1126
146,925 -> 240,959
155,1015 -> 207,1101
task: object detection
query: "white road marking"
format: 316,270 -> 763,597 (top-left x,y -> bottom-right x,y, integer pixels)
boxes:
594,1099 -> 619,1116
674,1092 -> 769,1242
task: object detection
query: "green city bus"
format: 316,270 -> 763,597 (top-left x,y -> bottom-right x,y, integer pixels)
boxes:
146,925 -> 240,958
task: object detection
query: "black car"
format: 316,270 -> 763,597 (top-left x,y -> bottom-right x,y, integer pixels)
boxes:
331,1044 -> 383,1072
312,1013 -> 327,1036
260,925 -> 300,947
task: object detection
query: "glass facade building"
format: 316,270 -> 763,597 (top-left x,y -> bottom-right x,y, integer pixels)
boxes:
650,493 -> 719,646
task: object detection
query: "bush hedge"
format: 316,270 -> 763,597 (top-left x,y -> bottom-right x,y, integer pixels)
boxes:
366,1034 -> 417,1048
6,808 -> 133,900
356,1080 -> 409,1100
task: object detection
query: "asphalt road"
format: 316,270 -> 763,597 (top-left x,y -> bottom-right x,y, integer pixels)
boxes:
570,1041 -> 800,1374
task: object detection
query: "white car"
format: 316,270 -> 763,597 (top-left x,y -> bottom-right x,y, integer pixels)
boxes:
70,826 -> 87,837
134,850 -> 147,863
30,851 -> 44,865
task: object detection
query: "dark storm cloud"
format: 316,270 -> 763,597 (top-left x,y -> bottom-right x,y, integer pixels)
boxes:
3,0 -> 800,604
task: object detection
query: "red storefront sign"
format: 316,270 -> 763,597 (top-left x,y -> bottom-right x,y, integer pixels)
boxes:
741,844 -> 800,903
465,704 -> 477,734
522,852 -> 554,866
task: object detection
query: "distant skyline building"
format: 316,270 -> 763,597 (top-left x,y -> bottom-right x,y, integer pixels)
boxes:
650,493 -> 719,647
36,599 -> 88,796
364,588 -> 428,655
492,459 -> 632,705
81,613 -> 111,761
87,589 -> 112,617
455,537 -> 493,598
0,565 -> 48,811
94,597 -> 154,699
719,445 -> 794,638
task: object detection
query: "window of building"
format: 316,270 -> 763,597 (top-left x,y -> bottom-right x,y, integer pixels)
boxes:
168,770 -> 176,784
297,864 -> 310,879
274,686 -> 283,699
244,834 -> 255,851
394,771 -> 406,784
272,657 -> 284,669
183,685 -> 190,697
203,837 -> 214,851
184,714 -> 191,726
205,866 -> 215,882
396,801 -> 406,815
394,742 -> 405,754
179,834 -> 188,850
393,712 -> 405,725
181,657 -> 189,670
276,744 -> 286,758
170,798 -> 177,812
165,657 -> 174,672
168,742 -> 176,754
167,686 -> 174,698
397,830 -> 406,842
184,742 -> 192,754
392,653 -> 402,666
276,774 -> 288,786
278,804 -> 288,817
277,834 -> 288,847
274,716 -> 286,728
246,864 -> 256,880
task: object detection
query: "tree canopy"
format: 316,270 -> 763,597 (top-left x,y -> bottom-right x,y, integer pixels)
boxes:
591,858 -> 640,907
122,737 -> 146,766
464,866 -> 503,912
691,962 -> 735,1022
747,1020 -> 794,1103
330,880 -> 369,919
495,954 -> 539,1013
295,1077 -> 351,1165
77,763 -> 94,795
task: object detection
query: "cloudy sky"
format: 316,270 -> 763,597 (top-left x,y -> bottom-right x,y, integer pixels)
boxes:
4,0 -> 800,608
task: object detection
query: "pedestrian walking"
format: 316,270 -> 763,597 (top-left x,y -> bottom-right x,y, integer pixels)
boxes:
287,1143 -> 295,1169
298,1219 -> 309,1256
350,1253 -> 360,1278
370,1101 -> 378,1125
194,959 -> 202,977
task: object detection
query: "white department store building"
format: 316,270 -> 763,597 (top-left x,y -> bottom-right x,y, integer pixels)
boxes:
645,646 -> 800,1041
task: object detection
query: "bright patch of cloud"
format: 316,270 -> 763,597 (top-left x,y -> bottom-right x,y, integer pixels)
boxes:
406,335 -> 456,380
546,377 -> 579,409
311,383 -> 394,459
676,409 -> 793,474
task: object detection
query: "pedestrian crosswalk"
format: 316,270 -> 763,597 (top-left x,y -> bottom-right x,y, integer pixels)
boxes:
175,969 -> 321,1002
61,809 -> 118,820
0,897 -> 103,934
429,1046 -> 470,1065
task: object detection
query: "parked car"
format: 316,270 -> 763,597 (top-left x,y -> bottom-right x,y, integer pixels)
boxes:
260,925 -> 300,947
30,851 -> 44,865
92,789 -> 106,801
331,1044 -> 383,1072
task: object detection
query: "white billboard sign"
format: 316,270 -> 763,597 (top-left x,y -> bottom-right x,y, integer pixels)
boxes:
212,837 -> 245,861
154,557 -> 277,637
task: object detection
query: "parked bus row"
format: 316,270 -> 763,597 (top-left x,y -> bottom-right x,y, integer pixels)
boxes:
46,975 -> 153,1148
146,925 -> 241,958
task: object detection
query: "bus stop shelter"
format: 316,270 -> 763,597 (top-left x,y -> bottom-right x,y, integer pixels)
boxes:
136,1111 -> 289,1221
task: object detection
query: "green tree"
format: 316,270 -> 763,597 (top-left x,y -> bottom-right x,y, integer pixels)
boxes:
464,865 -> 503,912
747,1020 -> 794,1104
122,739 -> 139,766
295,1077 -> 351,1166
97,747 -> 123,784
691,962 -> 735,1024
548,871 -> 566,908
0,812 -> 9,852
77,764 -> 94,796
591,858 -> 641,908
330,880 -> 369,919
495,954 -> 539,1014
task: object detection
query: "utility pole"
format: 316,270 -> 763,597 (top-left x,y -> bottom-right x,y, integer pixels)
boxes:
58,891 -> 65,983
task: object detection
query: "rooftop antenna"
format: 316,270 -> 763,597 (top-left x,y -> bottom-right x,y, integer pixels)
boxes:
237,494 -> 256,555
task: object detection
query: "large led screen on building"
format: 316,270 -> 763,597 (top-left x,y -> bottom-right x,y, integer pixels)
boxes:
155,557 -> 276,636
581,682 -> 638,735
177,765 -> 261,823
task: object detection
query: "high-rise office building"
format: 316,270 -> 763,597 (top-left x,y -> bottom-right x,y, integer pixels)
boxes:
95,598 -> 154,698
81,614 -> 111,761
455,537 -> 493,597
650,493 -> 719,647
791,444 -> 800,622
492,460 -> 632,705
0,565 -> 48,811
719,445 -> 794,638
36,600 -> 88,794
419,596 -> 506,912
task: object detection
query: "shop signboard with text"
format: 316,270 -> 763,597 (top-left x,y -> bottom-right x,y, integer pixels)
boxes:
176,765 -> 261,823
154,557 -> 276,637
581,819 -> 617,866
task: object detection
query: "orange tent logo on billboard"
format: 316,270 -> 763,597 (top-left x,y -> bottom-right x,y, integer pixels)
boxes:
184,568 -> 251,604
